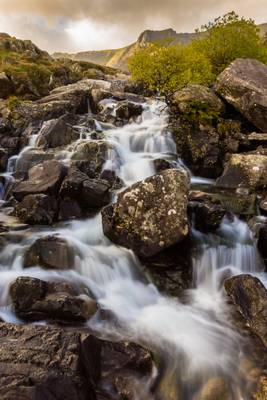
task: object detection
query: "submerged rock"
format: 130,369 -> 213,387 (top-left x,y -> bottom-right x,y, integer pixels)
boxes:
196,377 -> 231,400
9,276 -> 97,323
15,194 -> 58,224
0,322 -> 101,400
24,235 -> 75,270
216,58 -> 267,132
36,118 -> 79,148
102,169 -> 189,258
13,160 -> 67,200
224,274 -> 267,348
216,154 -> 267,190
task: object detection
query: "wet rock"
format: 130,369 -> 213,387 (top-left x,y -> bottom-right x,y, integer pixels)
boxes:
15,194 -> 58,224
14,148 -> 55,175
9,276 -> 97,323
115,101 -> 143,120
24,235 -> 75,270
36,118 -> 79,149
59,197 -> 83,220
153,158 -> 175,173
216,58 -> 267,132
258,225 -> 267,267
224,274 -> 267,347
0,322 -> 101,400
0,147 -> 8,171
172,84 -> 225,115
102,169 -> 189,258
97,340 -> 154,400
189,201 -> 226,232
196,377 -> 231,400
253,375 -> 267,400
216,154 -> 267,190
100,169 -> 124,191
13,160 -> 67,200
71,140 -> 112,174
60,168 -> 111,208
0,72 -> 15,99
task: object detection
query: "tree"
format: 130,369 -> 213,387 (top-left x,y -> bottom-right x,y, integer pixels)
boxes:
128,43 -> 214,95
194,11 -> 267,74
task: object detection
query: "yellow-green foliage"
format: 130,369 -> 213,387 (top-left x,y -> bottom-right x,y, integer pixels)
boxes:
194,11 -> 267,74
128,12 -> 267,94
128,43 -> 214,94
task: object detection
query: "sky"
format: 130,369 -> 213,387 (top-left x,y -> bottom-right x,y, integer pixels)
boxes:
0,0 -> 266,53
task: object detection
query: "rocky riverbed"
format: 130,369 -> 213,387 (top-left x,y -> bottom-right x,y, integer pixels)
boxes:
0,58 -> 266,399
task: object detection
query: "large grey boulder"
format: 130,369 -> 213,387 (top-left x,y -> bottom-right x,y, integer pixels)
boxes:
216,58 -> 267,131
36,118 -> 79,149
225,274 -> 267,348
102,169 -> 189,258
13,160 -> 67,200
216,154 -> 267,190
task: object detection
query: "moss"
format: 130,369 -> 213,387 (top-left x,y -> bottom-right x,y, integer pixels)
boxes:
180,100 -> 220,125
6,95 -> 21,110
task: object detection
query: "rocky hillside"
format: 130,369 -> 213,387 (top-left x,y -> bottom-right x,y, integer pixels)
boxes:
53,24 -> 267,70
0,33 -> 116,100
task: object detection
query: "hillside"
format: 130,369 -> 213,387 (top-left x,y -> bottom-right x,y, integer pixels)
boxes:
53,24 -> 267,71
0,33 -> 116,100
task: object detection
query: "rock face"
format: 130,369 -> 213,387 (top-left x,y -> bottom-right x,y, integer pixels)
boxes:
225,274 -> 267,347
216,58 -> 267,131
36,118 -> 79,149
13,160 -> 67,200
15,194 -> 58,224
9,276 -> 97,323
24,235 -> 75,270
216,154 -> 267,190
102,169 -> 189,258
0,322 -> 101,400
0,72 -> 15,99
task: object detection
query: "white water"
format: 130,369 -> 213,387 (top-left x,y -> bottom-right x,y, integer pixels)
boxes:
0,98 -> 265,398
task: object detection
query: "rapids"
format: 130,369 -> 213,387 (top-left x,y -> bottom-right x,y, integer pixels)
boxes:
0,98 -> 266,399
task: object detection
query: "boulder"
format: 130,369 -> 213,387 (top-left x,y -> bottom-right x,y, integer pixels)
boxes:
102,169 -> 189,258
71,140 -> 112,174
0,72 -> 15,99
172,84 -> 225,115
258,225 -> 267,266
9,276 -> 97,323
189,201 -> 226,232
216,59 -> 267,131
15,194 -> 58,224
60,168 -> 111,208
36,118 -> 79,148
216,154 -> 267,190
59,198 -> 83,220
14,148 -> 55,175
13,160 -> 67,200
115,101 -> 143,120
224,274 -> 267,347
0,322 -> 101,400
24,235 -> 75,270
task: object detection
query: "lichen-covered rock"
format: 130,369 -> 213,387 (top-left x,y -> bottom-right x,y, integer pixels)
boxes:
13,160 -> 67,200
36,118 -> 79,148
224,274 -> 267,348
172,84 -> 225,115
24,235 -> 75,270
71,140 -> 112,175
15,194 -> 58,224
102,169 -> 189,258
9,276 -> 97,323
216,59 -> 267,132
216,154 -> 267,190
0,322 -> 101,400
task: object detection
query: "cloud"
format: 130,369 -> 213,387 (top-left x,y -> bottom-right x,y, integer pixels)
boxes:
0,0 -> 266,52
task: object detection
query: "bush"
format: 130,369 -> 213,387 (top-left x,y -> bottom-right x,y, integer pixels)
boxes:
128,43 -> 214,95
194,11 -> 267,74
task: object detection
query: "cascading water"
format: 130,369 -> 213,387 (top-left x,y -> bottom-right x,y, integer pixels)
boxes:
0,98 -> 265,399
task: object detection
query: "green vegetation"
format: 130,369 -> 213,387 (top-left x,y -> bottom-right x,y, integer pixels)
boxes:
128,11 -> 267,94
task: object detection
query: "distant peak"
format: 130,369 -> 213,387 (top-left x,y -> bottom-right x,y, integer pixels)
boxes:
137,28 -> 178,44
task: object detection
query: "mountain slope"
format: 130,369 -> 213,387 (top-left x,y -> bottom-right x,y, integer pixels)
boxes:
53,25 -> 267,71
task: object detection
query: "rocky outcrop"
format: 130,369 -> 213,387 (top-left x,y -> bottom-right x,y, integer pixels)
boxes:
0,72 -> 15,99
13,160 -> 67,200
216,154 -> 267,190
216,58 -> 267,131
24,235 -> 75,270
102,169 -> 189,258
15,194 -> 58,224
0,322 -> 101,400
224,274 -> 267,348
9,276 -> 97,323
36,118 -> 79,149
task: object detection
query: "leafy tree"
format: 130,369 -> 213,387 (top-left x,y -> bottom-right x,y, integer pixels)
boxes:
128,43 -> 214,95
194,11 -> 267,74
